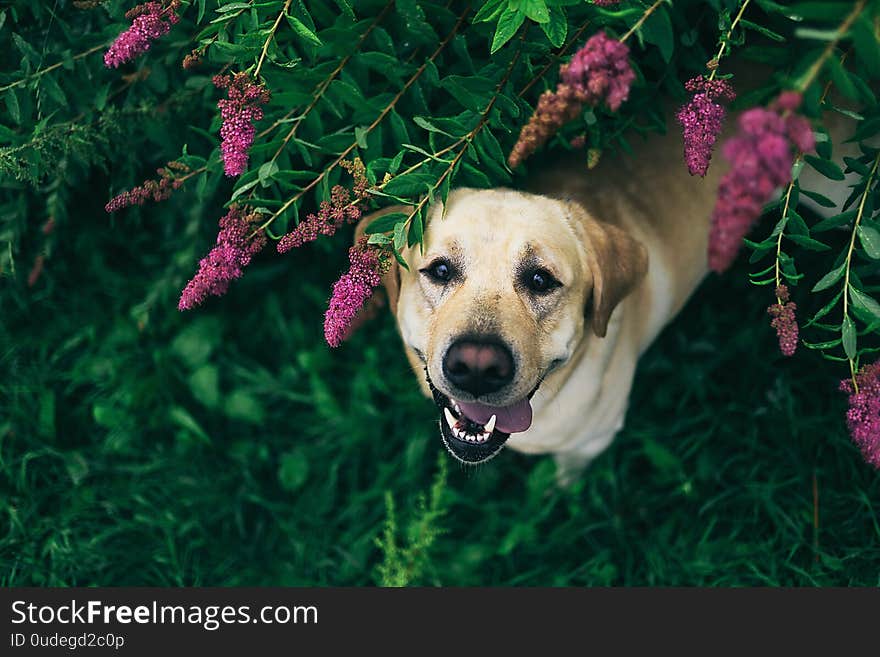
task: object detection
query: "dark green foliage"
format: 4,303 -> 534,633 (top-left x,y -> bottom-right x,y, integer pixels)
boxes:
1,1 -> 879,586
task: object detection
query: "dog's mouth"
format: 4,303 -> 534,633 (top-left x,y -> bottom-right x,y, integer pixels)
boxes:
426,374 -> 538,464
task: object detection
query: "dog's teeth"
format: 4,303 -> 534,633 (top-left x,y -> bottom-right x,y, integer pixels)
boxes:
444,407 -> 457,429
454,401 -> 461,414
484,415 -> 497,434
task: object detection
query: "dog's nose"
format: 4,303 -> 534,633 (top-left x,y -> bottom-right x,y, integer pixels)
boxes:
443,338 -> 515,396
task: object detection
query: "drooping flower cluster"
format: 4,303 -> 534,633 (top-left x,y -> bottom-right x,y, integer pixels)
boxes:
508,31 -> 634,168
105,161 -> 190,213
324,238 -> 388,348
561,31 -> 635,112
103,1 -> 180,69
767,284 -> 798,356
182,48 -> 203,69
178,206 -> 267,311
839,362 -> 880,469
708,92 -> 815,272
277,159 -> 371,254
676,76 -> 736,177
214,73 -> 271,177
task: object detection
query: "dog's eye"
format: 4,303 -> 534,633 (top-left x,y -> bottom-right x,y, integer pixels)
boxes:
525,268 -> 561,295
421,259 -> 454,284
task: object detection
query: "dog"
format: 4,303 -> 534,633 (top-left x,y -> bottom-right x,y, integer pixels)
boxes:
355,105 -> 856,482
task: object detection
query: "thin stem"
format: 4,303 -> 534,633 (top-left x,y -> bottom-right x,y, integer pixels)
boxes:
517,19 -> 591,99
774,164 -> 799,298
256,1 -> 392,141
620,0 -> 665,44
708,0 -> 752,80
842,150 -> 880,391
176,165 -> 207,184
395,27 -> 527,244
253,0 -> 293,80
797,0 -> 866,93
253,5 -> 471,235
0,43 -> 107,94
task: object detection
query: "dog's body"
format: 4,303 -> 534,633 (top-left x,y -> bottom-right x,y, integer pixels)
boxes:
359,103 -> 855,480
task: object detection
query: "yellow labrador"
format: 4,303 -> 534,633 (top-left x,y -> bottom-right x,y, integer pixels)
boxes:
357,107 -> 853,481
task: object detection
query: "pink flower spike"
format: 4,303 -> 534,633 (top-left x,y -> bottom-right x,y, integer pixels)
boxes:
104,1 -> 180,68
323,240 -> 386,348
676,76 -> 736,177
767,285 -> 798,356
214,73 -> 271,177
840,362 -> 880,469
707,92 -> 814,273
178,206 -> 266,310
560,31 -> 635,112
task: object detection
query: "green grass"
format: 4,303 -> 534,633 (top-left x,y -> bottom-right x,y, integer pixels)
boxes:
2,186 -> 879,586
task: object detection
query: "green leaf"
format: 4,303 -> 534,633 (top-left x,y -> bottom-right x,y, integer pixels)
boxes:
364,212 -> 410,234
826,55 -> 859,101
849,286 -> 880,323
473,0 -> 506,23
521,0 -> 550,24
393,221 -> 408,254
858,225 -> 880,259
4,90 -> 20,124
189,365 -> 220,409
742,19 -> 785,41
226,390 -> 266,425
413,115 -> 457,138
851,14 -> 880,78
354,125 -> 369,149
641,7 -> 674,62
491,8 -> 525,54
333,0 -> 356,21
842,315 -> 856,359
278,449 -> 310,492
812,262 -> 846,292
800,188 -> 836,208
812,209 -> 856,232
367,233 -> 392,246
804,154 -> 845,181
169,407 -> 211,444
540,6 -> 567,47
258,160 -> 279,185
793,27 -> 839,41
217,2 -> 251,13
785,234 -> 830,251
286,15 -> 322,46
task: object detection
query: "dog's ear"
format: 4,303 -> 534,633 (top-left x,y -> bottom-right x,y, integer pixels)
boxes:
353,205 -> 406,315
570,202 -> 648,338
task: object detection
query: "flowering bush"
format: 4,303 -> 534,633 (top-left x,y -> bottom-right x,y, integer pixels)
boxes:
2,0 -> 880,472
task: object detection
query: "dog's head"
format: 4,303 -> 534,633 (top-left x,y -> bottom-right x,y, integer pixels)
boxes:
363,188 -> 647,464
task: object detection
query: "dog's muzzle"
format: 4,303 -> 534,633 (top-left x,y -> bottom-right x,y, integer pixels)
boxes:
426,371 -> 538,464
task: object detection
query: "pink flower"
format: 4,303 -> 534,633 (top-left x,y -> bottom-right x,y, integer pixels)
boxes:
767,284 -> 798,356
277,159 -> 370,253
708,92 -> 815,272
508,31 -> 633,168
178,206 -> 266,310
104,1 -> 180,68
105,161 -> 189,212
839,362 -> 880,469
324,240 -> 386,348
676,76 -> 736,177
214,73 -> 271,177
561,31 -> 634,112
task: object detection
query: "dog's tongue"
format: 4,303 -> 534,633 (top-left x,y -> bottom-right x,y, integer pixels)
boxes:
456,398 -> 533,434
